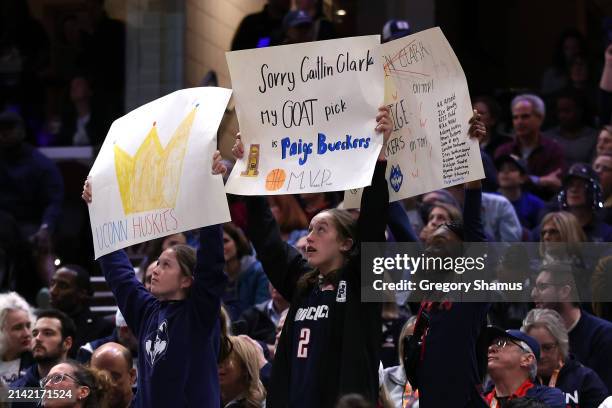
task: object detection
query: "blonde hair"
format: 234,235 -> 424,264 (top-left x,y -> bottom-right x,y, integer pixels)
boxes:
539,212 -> 586,261
0,292 -> 34,357
397,316 -> 417,366
227,336 -> 266,407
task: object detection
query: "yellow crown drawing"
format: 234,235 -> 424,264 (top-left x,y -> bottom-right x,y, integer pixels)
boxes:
114,105 -> 198,215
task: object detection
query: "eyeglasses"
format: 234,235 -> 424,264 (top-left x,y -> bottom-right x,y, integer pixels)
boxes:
540,342 -> 558,353
40,373 -> 82,388
490,338 -> 529,353
533,282 -> 564,292
594,164 -> 612,173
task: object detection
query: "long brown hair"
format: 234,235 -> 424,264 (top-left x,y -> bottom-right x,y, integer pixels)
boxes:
170,244 -> 196,277
268,195 -> 309,233
223,223 -> 252,259
297,208 -> 357,291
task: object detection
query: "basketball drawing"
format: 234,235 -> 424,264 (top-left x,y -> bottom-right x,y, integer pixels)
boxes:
265,169 -> 286,191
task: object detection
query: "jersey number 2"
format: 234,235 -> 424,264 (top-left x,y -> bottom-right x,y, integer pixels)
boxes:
297,328 -> 310,358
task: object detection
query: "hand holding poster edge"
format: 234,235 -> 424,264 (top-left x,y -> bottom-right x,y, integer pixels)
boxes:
86,87 -> 232,259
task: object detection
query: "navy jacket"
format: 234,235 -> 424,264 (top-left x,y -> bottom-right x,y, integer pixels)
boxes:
98,225 -> 226,408
553,355 -> 608,408
568,311 -> 612,393
9,364 -> 40,389
9,364 -> 42,408
415,187 -> 491,408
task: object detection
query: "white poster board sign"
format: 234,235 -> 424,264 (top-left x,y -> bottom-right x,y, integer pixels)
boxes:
88,87 -> 232,259
224,36 -> 384,195
344,27 -> 484,208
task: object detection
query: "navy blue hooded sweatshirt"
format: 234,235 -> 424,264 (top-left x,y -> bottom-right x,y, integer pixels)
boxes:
98,225 -> 226,407
553,355 -> 609,408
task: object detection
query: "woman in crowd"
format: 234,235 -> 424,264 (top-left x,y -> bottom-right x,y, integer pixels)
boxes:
231,106 -> 392,407
41,360 -> 112,407
82,150 -> 230,407
473,95 -> 511,158
219,335 -> 266,408
222,222 -> 270,321
538,211 -> 586,265
0,292 -> 34,384
267,195 -> 309,245
381,317 -> 418,408
596,125 -> 612,157
521,308 -> 608,407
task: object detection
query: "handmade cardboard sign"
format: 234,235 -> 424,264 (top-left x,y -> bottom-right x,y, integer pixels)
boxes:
344,27 -> 484,208
88,87 -> 232,258
225,35 -> 384,195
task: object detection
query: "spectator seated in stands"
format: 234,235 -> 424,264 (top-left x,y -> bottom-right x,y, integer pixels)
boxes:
222,223 -> 270,321
540,29 -> 586,96
49,264 -> 114,357
495,154 -> 545,233
446,182 -> 523,242
76,309 -> 137,365
90,342 -> 136,408
548,89 -> 597,167
234,282 -> 289,349
556,163 -> 612,242
495,94 -> 565,200
593,152 -> 612,224
596,126 -> 612,156
531,262 -> 612,391
10,309 -> 75,390
267,195 -> 309,245
474,95 -> 512,158
521,308 -> 608,407
0,292 -> 34,384
484,327 -> 565,407
41,359 -> 112,407
55,76 -> 110,147
0,110 -> 64,285
381,317 -> 418,408
218,335 -> 266,408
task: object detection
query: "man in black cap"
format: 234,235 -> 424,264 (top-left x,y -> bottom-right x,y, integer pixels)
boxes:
496,154 -> 545,231
282,10 -> 313,44
485,327 -> 565,407
557,162 -> 612,242
381,19 -> 411,43
231,0 -> 290,50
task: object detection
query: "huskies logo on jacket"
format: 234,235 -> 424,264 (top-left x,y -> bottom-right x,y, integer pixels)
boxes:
389,165 -> 403,193
145,320 -> 169,367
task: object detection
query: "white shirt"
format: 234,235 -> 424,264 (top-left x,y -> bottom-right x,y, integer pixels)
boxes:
0,358 -> 21,384
72,113 -> 91,145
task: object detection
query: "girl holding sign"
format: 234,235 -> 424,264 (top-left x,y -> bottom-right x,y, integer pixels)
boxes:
81,150 -> 231,408
228,107 -> 392,407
